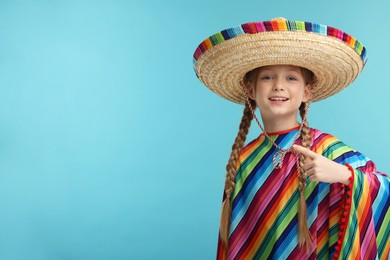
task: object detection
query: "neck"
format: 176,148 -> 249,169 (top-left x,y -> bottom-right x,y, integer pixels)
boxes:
261,116 -> 300,133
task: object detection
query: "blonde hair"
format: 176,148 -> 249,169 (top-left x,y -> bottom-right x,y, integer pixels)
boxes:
219,66 -> 316,250
219,98 -> 255,247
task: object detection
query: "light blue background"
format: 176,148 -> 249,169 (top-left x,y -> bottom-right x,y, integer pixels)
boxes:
0,0 -> 389,259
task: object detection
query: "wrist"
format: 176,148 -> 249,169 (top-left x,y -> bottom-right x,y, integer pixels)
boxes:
340,164 -> 353,185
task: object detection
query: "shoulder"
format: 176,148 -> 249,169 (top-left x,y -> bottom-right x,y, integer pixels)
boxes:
309,128 -> 373,167
240,136 -> 262,159
310,128 -> 341,148
309,128 -> 354,156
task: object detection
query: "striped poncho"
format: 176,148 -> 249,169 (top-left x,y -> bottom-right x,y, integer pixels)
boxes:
217,127 -> 389,259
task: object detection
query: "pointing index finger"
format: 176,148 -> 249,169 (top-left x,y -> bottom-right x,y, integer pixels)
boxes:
292,144 -> 318,159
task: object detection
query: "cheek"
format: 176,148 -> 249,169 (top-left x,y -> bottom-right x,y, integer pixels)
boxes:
254,84 -> 267,97
254,89 -> 267,105
293,88 -> 307,100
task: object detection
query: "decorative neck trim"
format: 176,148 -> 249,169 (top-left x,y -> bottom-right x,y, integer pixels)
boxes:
265,125 -> 301,136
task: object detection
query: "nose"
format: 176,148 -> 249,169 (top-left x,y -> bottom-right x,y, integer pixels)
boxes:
273,79 -> 285,91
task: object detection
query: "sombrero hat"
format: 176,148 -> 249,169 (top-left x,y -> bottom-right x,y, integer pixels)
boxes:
193,17 -> 367,104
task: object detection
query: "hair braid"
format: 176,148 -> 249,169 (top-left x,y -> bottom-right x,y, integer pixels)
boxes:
219,99 -> 255,248
297,102 -> 313,249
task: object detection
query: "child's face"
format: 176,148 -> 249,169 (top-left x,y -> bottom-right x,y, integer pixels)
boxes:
250,65 -> 311,121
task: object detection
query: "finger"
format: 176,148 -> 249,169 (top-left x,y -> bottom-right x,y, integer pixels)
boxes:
302,161 -> 315,171
305,168 -> 315,177
292,144 -> 318,159
309,175 -> 318,182
308,172 -> 320,182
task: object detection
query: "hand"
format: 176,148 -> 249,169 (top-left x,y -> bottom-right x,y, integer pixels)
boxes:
292,144 -> 351,185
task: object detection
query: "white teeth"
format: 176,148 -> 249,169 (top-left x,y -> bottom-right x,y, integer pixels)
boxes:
270,97 -> 288,101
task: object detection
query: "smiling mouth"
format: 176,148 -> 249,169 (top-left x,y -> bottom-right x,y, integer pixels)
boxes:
269,97 -> 289,102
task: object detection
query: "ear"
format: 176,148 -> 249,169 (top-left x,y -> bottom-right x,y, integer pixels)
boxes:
246,83 -> 256,100
302,84 -> 312,102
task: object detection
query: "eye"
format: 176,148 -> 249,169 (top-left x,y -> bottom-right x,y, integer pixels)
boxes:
260,75 -> 273,80
287,76 -> 298,81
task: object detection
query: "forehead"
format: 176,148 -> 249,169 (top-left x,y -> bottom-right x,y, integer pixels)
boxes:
259,65 -> 301,73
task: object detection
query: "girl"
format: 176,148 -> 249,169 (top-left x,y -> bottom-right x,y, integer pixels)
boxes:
193,18 -> 389,259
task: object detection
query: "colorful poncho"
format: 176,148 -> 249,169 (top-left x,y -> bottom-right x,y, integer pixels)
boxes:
217,127 -> 389,260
